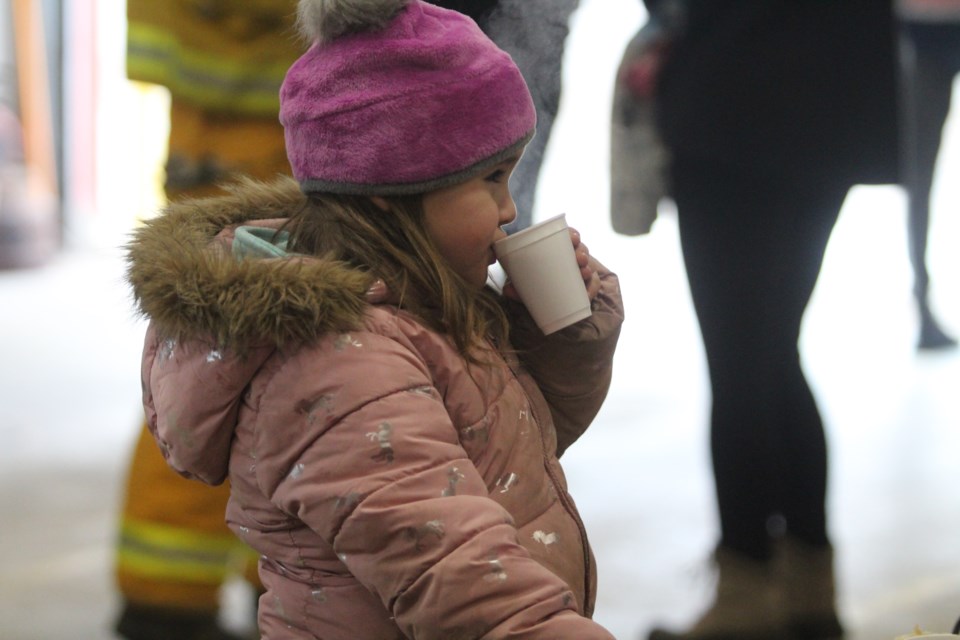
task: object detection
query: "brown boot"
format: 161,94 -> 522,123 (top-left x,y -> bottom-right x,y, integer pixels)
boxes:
777,537 -> 844,639
647,546 -> 786,640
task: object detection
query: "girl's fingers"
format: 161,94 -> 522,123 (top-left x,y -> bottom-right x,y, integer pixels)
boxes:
575,243 -> 590,268
568,227 -> 598,295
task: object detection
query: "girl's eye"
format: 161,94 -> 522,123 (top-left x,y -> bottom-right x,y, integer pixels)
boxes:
485,169 -> 508,183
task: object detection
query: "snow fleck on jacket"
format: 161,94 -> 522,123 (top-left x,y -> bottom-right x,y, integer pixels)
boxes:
127,177 -> 624,639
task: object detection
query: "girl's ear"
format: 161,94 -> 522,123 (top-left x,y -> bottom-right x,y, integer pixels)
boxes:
370,196 -> 390,211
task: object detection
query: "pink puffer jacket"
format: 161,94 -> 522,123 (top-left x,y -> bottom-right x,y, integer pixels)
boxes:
128,178 -> 624,639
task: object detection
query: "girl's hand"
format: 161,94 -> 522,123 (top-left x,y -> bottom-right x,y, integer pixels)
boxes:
501,227 -> 601,301
571,228 -> 602,301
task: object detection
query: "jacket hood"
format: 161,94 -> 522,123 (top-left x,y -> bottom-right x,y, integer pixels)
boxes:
126,176 -> 375,351
131,177 -> 377,485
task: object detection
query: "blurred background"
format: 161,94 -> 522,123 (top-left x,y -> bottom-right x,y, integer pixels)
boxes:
0,0 -> 958,638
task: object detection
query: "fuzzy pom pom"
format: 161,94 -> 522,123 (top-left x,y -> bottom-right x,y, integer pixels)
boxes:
296,0 -> 409,43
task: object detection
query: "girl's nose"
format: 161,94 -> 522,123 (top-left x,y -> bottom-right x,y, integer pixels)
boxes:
501,193 -> 518,227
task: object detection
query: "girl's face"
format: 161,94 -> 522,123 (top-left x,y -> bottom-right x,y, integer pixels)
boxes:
420,155 -> 522,288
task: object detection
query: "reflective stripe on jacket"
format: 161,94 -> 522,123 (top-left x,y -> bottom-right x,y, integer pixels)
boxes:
126,0 -> 300,115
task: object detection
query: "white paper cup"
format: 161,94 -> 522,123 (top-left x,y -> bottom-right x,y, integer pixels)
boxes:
494,214 -> 592,334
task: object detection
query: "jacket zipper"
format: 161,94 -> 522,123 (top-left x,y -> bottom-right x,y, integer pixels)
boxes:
514,368 -> 595,618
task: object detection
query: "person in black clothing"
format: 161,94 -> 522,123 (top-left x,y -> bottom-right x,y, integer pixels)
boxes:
633,1 -> 901,638
896,2 -> 960,350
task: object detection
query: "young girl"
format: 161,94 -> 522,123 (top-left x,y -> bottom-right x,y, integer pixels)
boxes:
126,1 -> 623,638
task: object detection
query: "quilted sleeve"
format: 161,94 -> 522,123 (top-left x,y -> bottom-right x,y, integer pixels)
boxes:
506,259 -> 624,456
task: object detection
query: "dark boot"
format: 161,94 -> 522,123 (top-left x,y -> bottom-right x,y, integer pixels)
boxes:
115,602 -> 250,640
777,537 -> 844,640
646,546 -> 785,640
918,306 -> 957,351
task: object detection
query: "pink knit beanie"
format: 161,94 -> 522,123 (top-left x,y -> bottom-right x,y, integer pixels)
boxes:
280,0 -> 537,195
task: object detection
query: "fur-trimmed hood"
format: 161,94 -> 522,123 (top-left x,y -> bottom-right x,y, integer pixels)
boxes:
126,176 -> 374,351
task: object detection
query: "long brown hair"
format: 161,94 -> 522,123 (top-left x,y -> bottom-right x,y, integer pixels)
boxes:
281,192 -> 510,363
